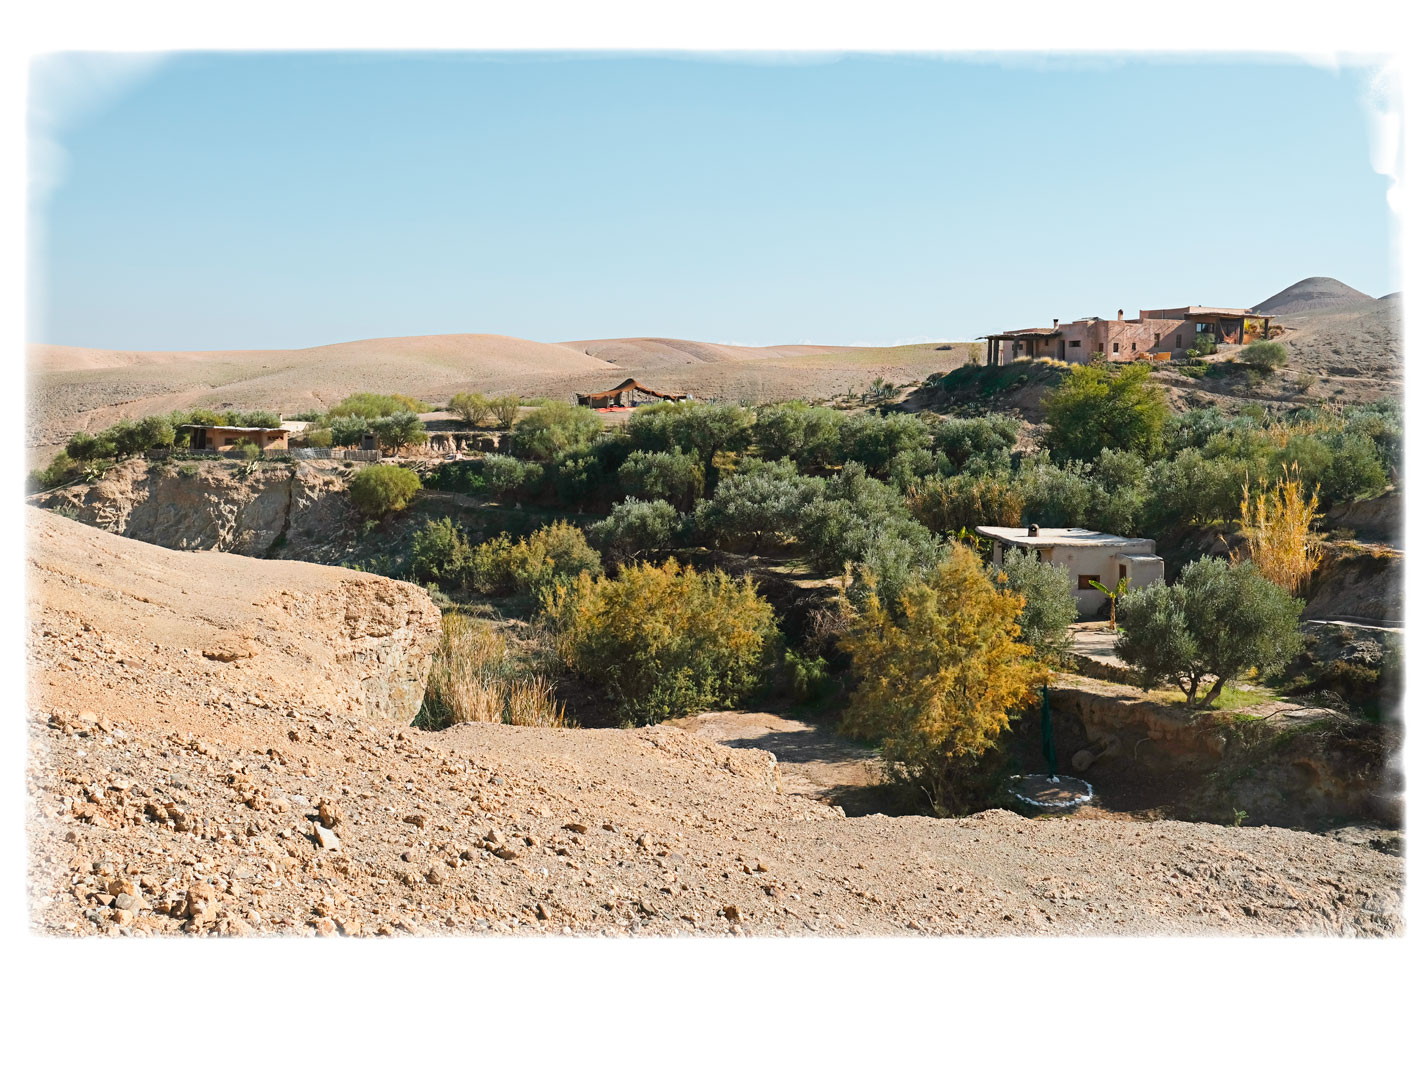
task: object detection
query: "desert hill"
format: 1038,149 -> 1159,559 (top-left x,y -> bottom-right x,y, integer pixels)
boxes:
26,510 -> 1404,937
1255,276 -> 1375,315
560,337 -> 862,369
29,333 -> 613,377
27,333 -> 963,468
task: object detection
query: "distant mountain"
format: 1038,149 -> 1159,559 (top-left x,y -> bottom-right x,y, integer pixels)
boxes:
1255,277 -> 1374,316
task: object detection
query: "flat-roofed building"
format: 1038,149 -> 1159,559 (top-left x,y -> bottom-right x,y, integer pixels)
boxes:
983,305 -> 1273,365
179,425 -> 289,452
976,524 -> 1165,618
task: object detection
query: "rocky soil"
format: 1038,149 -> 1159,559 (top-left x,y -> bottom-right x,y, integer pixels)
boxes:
26,510 -> 1404,938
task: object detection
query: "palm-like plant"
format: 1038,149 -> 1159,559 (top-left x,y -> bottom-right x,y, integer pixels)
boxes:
1088,577 -> 1130,630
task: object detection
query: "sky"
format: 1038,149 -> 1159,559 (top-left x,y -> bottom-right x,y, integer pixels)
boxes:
29,52 -> 1398,351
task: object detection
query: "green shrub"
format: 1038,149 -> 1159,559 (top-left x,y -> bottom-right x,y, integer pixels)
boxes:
781,649 -> 834,703
371,411 -> 428,452
618,447 -> 705,510
930,414 -> 1019,474
1115,558 -> 1303,706
627,401 -> 754,489
906,471 -> 1024,536
469,521 -> 602,595
1143,448 -> 1248,529
753,402 -> 844,469
490,396 -> 522,429
65,432 -> 102,462
479,454 -> 544,501
324,414 -> 373,447
1016,456 -> 1094,527
410,517 -> 474,586
693,458 -> 822,553
1321,433 -> 1387,503
587,498 -> 683,566
1193,332 -> 1217,356
797,463 -> 941,606
1043,361 -> 1167,461
1239,340 -> 1288,370
348,464 -> 422,518
328,392 -> 429,419
512,401 -> 604,461
995,546 -> 1076,664
449,392 -> 492,426
303,427 -> 334,448
28,452 -> 80,491
838,413 -> 934,477
549,441 -> 627,511
544,558 -> 780,725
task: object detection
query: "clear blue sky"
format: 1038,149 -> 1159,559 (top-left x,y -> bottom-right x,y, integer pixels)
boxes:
30,52 -> 1396,350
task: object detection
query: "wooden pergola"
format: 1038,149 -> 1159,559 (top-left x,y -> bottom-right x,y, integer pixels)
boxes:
980,328 -> 1062,366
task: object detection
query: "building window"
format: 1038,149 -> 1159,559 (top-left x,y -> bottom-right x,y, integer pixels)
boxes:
1068,340 -> 1081,348
1077,574 -> 1100,591
1112,342 -> 1120,353
1131,343 -> 1137,352
1196,322 -> 1209,333
1153,332 -> 1161,345
1175,335 -> 1183,348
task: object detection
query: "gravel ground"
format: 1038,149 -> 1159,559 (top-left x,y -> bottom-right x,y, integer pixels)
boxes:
27,510 -> 1404,938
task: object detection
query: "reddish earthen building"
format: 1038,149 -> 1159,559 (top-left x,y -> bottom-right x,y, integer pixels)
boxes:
983,305 -> 1272,366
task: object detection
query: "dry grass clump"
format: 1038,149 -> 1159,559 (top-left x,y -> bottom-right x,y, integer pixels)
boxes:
419,613 -> 568,729
1235,463 -> 1322,596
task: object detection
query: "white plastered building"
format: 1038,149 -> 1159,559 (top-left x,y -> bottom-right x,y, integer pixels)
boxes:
975,525 -> 1165,618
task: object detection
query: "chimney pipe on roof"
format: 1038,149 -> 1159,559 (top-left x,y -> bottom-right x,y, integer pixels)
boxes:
1118,308 -> 1124,321
1052,318 -> 1059,329
1027,523 -> 1039,537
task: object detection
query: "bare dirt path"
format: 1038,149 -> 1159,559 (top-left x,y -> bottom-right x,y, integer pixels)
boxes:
668,710 -> 884,812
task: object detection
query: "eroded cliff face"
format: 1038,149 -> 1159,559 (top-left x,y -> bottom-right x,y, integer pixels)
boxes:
31,458 -> 359,561
1047,677 -> 1402,829
27,507 -> 441,725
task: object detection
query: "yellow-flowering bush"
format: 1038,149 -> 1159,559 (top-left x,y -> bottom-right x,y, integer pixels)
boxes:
544,558 -> 779,726
468,521 -> 602,595
838,543 -> 1045,815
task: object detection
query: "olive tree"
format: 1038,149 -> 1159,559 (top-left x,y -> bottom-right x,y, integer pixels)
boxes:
692,459 -> 822,553
587,498 -> 683,565
1115,557 -> 1303,706
618,448 -> 704,511
995,547 -> 1076,664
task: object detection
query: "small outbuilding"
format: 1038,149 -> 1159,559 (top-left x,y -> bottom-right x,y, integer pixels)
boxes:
975,525 -> 1165,618
179,424 -> 289,453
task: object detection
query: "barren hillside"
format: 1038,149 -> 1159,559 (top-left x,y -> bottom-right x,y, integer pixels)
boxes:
1255,276 -> 1376,315
27,334 -> 963,469
560,338 -> 863,368
27,510 -> 1403,937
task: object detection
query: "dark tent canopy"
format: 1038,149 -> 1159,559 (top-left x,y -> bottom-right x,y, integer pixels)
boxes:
576,378 -> 687,407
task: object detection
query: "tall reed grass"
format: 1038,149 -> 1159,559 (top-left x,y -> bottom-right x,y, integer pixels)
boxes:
418,613 -> 567,729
